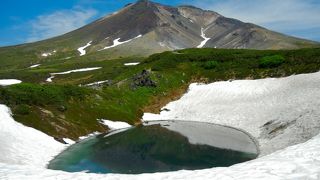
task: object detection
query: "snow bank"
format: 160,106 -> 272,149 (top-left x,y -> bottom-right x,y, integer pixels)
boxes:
0,132 -> 320,179
29,64 -> 41,68
100,35 -> 142,50
99,119 -> 132,130
0,104 -> 65,167
124,62 -> 140,66
85,80 -> 109,86
0,79 -> 22,86
77,41 -> 92,56
78,132 -> 101,140
143,72 -> 320,156
197,28 -> 210,48
46,67 -> 102,82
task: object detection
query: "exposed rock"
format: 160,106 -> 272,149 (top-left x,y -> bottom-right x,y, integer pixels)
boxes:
57,105 -> 67,112
131,70 -> 157,90
39,108 -> 54,118
13,0 -> 317,61
54,137 -> 68,144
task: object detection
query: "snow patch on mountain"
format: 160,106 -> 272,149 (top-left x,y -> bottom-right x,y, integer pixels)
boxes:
0,79 -> 22,86
100,35 -> 142,50
84,80 -> 109,87
46,76 -> 54,82
197,28 -> 211,48
77,41 -> 92,56
124,62 -> 140,66
159,42 -> 174,50
51,67 -> 101,75
41,50 -> 56,57
46,67 -> 101,82
29,64 -> 41,68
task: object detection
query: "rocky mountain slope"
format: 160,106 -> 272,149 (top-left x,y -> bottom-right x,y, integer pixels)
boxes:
0,0 -> 318,65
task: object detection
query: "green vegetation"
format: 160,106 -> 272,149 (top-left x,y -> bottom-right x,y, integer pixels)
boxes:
0,83 -> 90,106
259,55 -> 285,68
0,47 -> 319,139
203,61 -> 219,69
15,104 -> 31,115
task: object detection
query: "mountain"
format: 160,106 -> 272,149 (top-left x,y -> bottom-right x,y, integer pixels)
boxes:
0,0 -> 318,62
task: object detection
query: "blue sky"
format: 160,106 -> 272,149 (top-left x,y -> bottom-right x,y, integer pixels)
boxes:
1,0 -> 319,47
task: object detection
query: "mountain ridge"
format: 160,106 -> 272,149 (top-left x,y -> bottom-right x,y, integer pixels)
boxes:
0,0 -> 318,62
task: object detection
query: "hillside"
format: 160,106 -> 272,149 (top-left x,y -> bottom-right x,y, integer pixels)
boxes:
1,0 -> 320,179
0,47 -> 319,140
0,0 -> 318,72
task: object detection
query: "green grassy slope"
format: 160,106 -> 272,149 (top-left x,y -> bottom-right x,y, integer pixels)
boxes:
0,48 -> 319,140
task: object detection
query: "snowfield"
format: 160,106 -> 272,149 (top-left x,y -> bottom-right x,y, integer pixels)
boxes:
144,72 -> 320,156
197,28 -> 211,48
0,79 -> 22,86
78,41 -> 92,56
1,72 -> 320,179
0,105 -> 65,167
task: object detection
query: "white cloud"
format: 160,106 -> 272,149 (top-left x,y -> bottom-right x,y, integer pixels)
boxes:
27,8 -> 97,42
190,0 -> 320,41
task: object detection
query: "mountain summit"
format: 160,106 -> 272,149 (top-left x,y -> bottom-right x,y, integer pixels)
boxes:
3,0 -> 318,58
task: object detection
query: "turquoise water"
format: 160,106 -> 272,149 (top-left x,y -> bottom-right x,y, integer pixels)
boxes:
48,121 -> 258,174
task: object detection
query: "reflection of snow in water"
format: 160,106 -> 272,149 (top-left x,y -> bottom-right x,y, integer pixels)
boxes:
144,120 -> 258,154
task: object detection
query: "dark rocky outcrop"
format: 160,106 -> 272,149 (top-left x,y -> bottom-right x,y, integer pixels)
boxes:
131,70 -> 157,90
54,137 -> 68,144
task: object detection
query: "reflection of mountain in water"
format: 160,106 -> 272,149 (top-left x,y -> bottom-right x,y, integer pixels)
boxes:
48,121 -> 258,174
